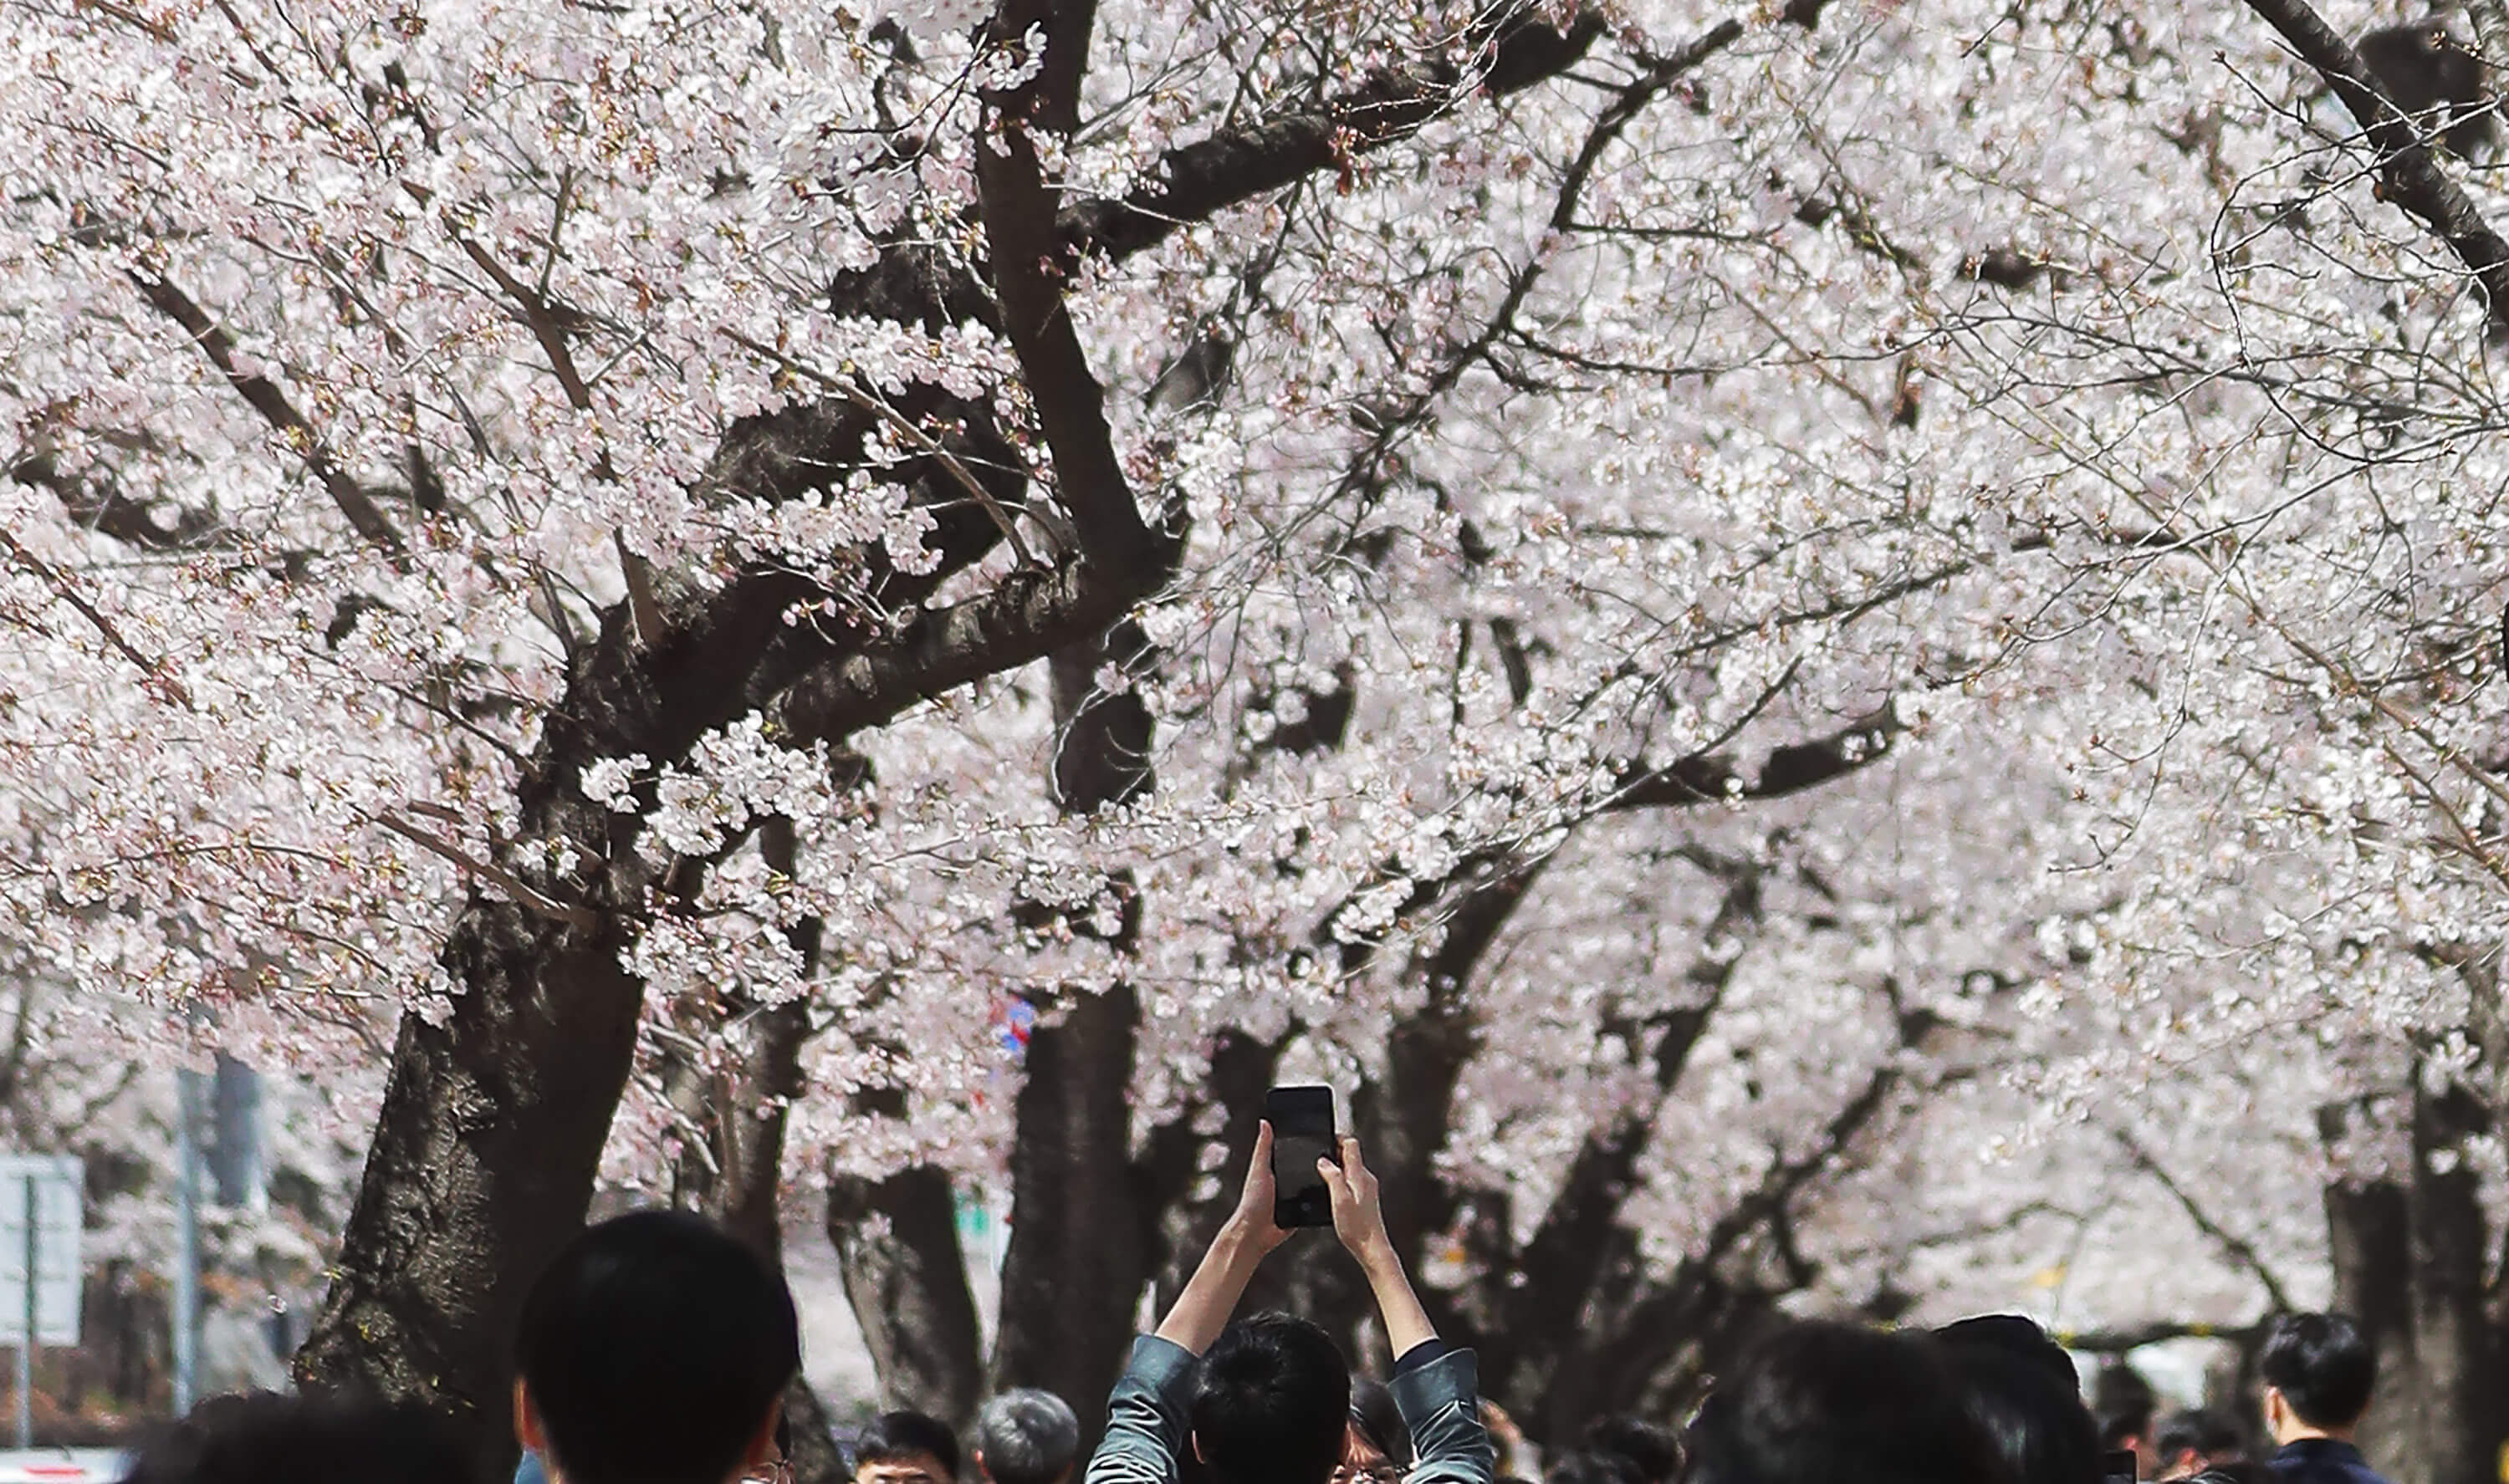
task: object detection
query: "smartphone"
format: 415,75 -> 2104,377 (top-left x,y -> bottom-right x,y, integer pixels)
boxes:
1265,1084 -> 1337,1227
2100,1450 -> 2136,1484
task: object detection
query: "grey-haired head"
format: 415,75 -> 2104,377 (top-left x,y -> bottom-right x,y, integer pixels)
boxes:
974,1389 -> 1083,1484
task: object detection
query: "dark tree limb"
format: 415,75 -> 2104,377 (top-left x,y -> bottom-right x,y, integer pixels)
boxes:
2242,0 -> 2509,334
2109,1124 -> 2296,1312
1056,10 -> 1612,265
127,270 -> 407,553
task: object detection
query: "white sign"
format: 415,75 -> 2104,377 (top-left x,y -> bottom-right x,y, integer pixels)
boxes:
0,1159 -> 82,1347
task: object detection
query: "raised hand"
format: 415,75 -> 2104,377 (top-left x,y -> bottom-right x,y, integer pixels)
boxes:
1317,1135 -> 1392,1267
1230,1119 -> 1295,1253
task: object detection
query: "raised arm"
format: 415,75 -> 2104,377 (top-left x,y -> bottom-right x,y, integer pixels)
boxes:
1319,1135 -> 1435,1354
1322,1137 -> 1493,1484
1155,1120 -> 1293,1354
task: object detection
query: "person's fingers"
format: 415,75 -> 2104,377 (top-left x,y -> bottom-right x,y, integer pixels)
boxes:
1318,1155 -> 1349,1195
1244,1121 -> 1275,1191
1339,1135 -> 1367,1180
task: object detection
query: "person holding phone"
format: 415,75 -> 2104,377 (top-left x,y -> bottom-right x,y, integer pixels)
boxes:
1082,1118 -> 1492,1484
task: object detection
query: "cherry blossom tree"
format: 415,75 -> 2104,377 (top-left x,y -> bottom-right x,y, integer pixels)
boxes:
14,0 -> 2509,1476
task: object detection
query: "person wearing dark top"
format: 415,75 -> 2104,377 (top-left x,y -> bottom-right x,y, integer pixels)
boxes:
120,1391 -> 488,1484
1678,1320 -> 2005,1484
2258,1313 -> 2391,1484
1081,1125 -> 1491,1484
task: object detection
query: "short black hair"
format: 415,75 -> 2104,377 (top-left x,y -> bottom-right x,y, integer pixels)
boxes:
1584,1416 -> 1681,1484
1188,1312 -> 1351,1484
2260,1313 -> 2376,1430
1349,1379 -> 1411,1471
1934,1316 -> 2100,1484
120,1391 -> 486,1484
2092,1364 -> 2154,1450
860,1410 -> 964,1480
1679,1320 -> 2005,1484
1545,1451 -> 1643,1484
2155,1409 -> 2242,1465
974,1390 -> 1078,1484
515,1209 -> 801,1484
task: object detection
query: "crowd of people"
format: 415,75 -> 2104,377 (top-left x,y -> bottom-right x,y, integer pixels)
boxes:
108,1130 -> 2404,1484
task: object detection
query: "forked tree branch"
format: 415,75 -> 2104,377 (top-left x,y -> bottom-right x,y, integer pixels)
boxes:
128,271 -> 408,553
2244,0 -> 2509,334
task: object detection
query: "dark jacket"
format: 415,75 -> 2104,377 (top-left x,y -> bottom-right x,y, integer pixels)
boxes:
2267,1438 -> 2392,1484
1085,1334 -> 1492,1484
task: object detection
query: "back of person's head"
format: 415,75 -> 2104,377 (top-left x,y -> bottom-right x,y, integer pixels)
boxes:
119,1390 -> 486,1484
1678,1319 -> 2007,1484
514,1209 -> 801,1484
1546,1451 -> 1642,1484
1348,1379 -> 1411,1473
2155,1409 -> 2242,1472
1934,1316 -> 2099,1484
859,1411 -> 963,1481
1584,1416 -> 1680,1484
2091,1363 -> 2155,1456
2259,1313 -> 2375,1430
974,1392 -> 1074,1484
1188,1312 -> 1351,1484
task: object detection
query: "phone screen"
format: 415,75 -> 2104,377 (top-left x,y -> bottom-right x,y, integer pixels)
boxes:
2100,1450 -> 2137,1484
1266,1085 -> 1336,1227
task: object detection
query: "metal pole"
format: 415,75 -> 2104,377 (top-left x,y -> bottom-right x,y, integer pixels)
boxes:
172,1073 -> 200,1417
18,1171 -> 34,1448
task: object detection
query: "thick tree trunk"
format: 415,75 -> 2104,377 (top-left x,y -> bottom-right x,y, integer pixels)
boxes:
2323,1094 -> 2424,1482
2406,1071 -> 2502,1484
992,982 -> 1147,1416
290,906 -> 646,1433
829,1157 -> 984,1429
993,630 -> 1156,1422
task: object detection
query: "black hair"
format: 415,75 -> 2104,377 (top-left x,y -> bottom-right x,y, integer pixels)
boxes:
1678,1320 -> 2007,1484
1585,1416 -> 1681,1484
1546,1451 -> 1643,1484
1189,1312 -> 1351,1484
514,1209 -> 801,1484
974,1390 -> 1079,1484
2259,1313 -> 2375,1430
119,1391 -> 486,1484
859,1410 -> 964,1480
1349,1379 -> 1411,1472
1934,1316 -> 2100,1484
2091,1364 -> 2154,1452
2155,1409 -> 2241,1466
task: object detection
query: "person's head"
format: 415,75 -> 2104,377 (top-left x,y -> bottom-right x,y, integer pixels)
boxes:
120,1391 -> 488,1484
1586,1416 -> 1682,1484
1933,1316 -> 2099,1484
1546,1451 -> 1643,1484
1189,1312 -> 1352,1484
1341,1378 -> 1410,1484
2259,1313 -> 2375,1441
974,1391 -> 1080,1484
2092,1364 -> 2157,1478
856,1411 -> 963,1484
1677,1319 -> 2006,1484
514,1209 -> 802,1484
2154,1410 -> 2242,1480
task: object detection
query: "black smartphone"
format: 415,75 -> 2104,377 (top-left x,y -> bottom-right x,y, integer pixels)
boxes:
2100,1450 -> 2136,1484
1265,1084 -> 1337,1227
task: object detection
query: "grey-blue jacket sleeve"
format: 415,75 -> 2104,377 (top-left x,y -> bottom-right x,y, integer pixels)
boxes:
1388,1349 -> 1495,1484
1084,1334 -> 1200,1484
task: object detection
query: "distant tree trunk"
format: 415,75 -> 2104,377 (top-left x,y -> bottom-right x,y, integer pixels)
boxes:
993,630 -> 1156,1427
829,1152 -> 984,1429
992,982 -> 1147,1421
2405,1069 -> 2502,1484
2323,1096 -> 2429,1484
